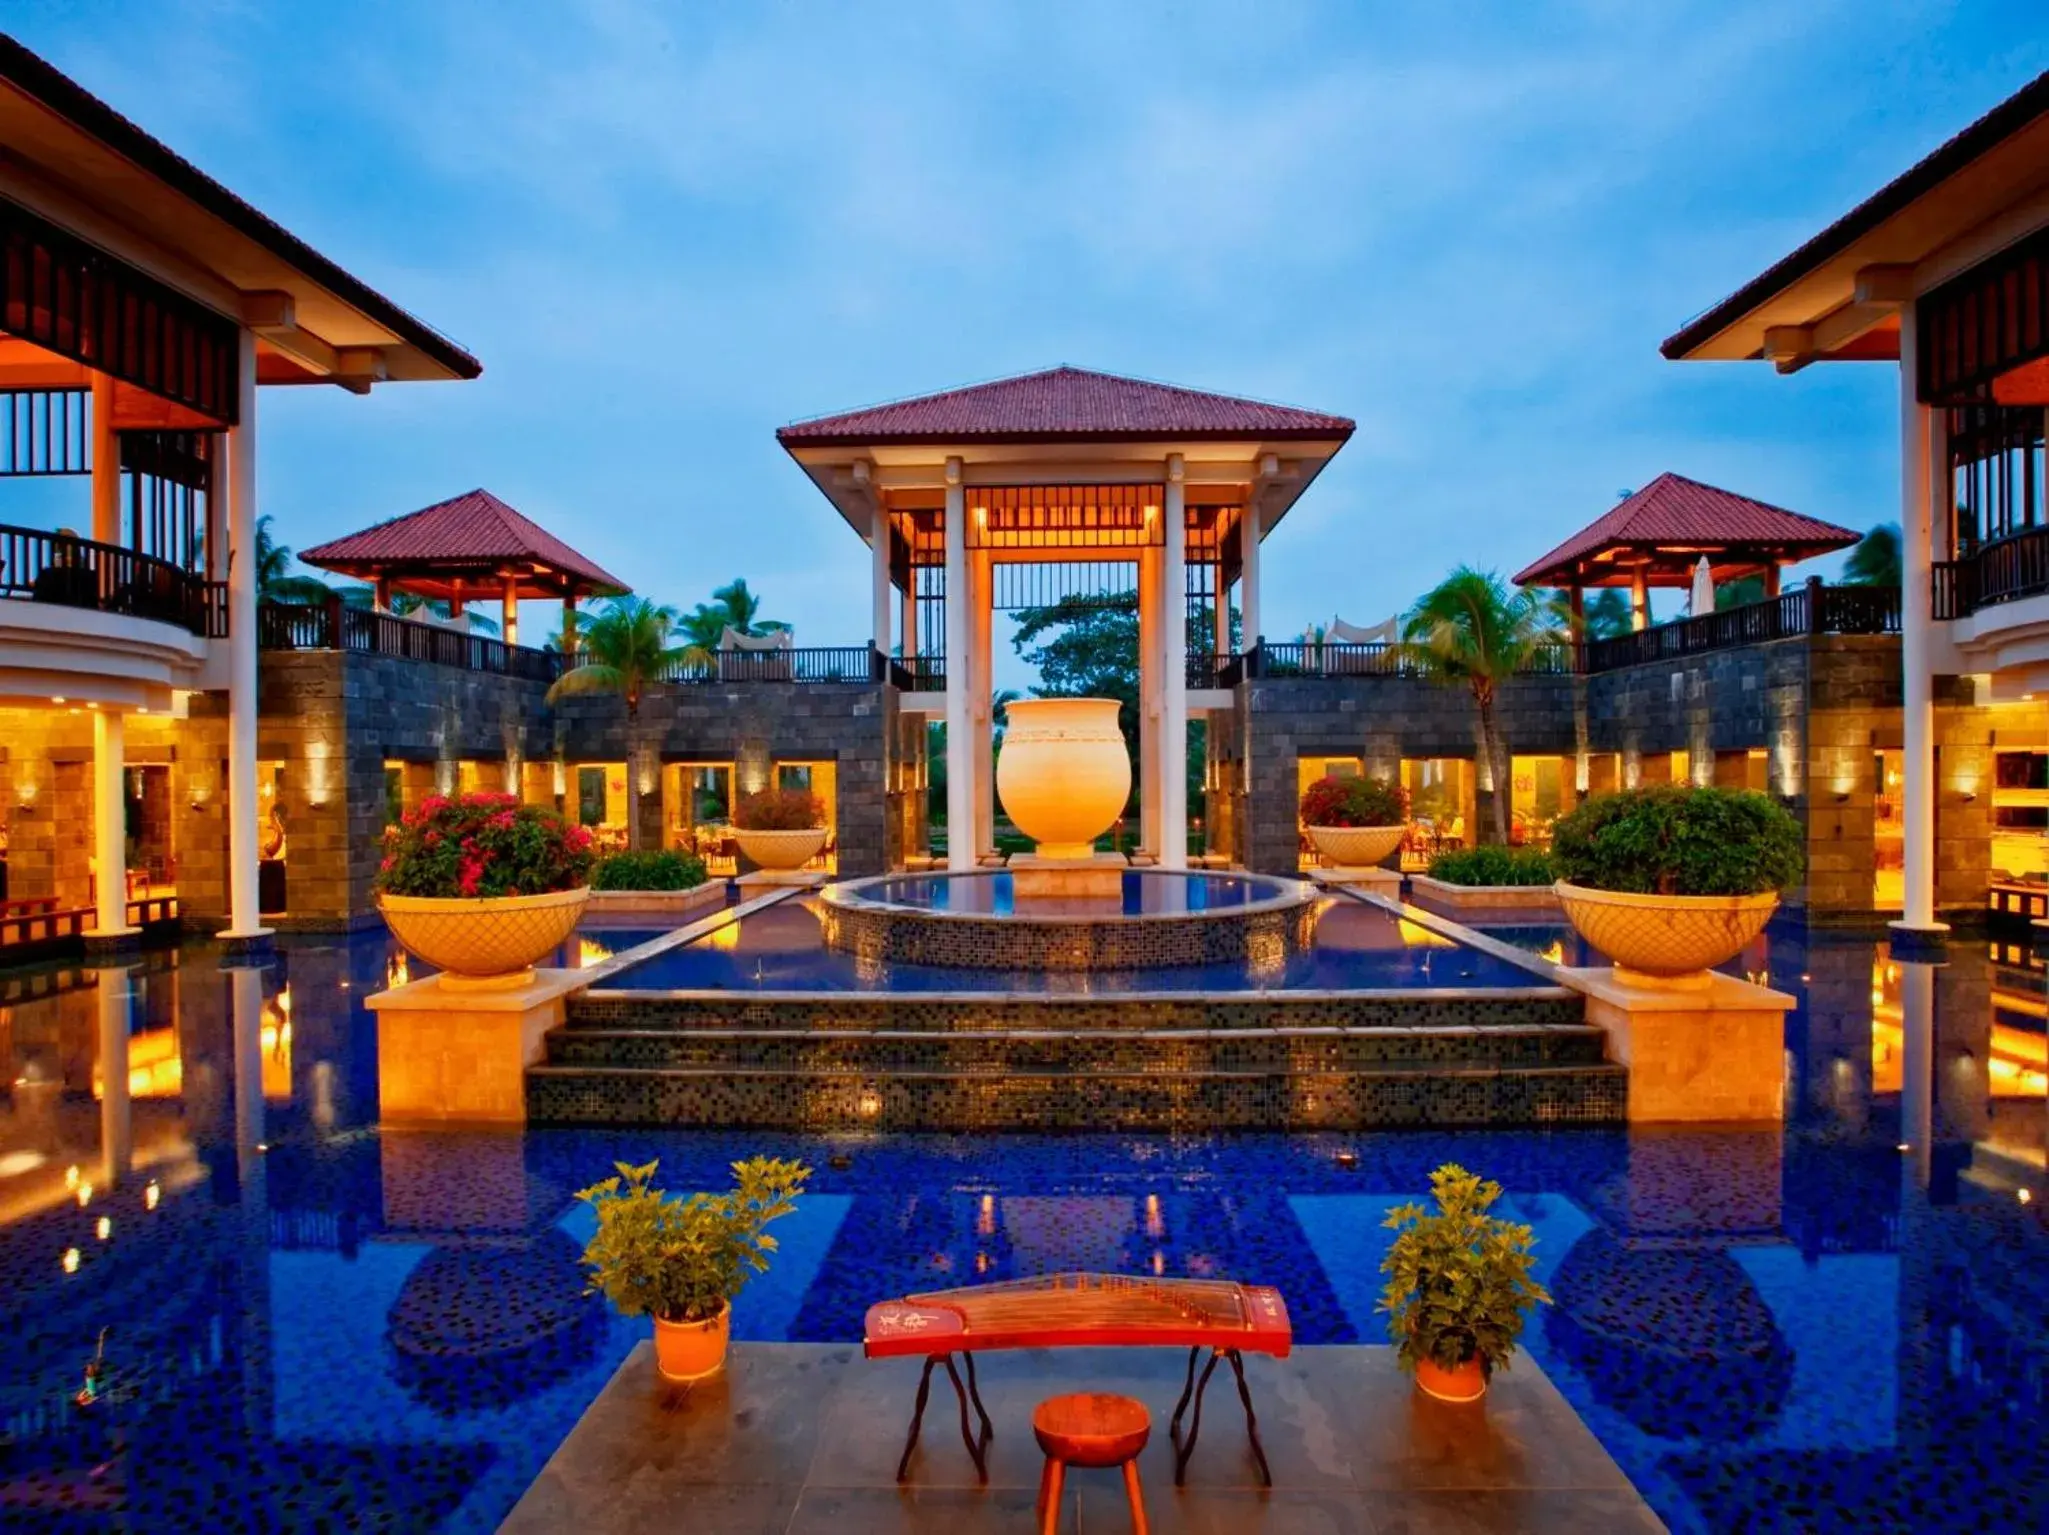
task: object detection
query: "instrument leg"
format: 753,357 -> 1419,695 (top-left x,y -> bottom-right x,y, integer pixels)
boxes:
896,1356 -> 940,1482
1169,1349 -> 1223,1486
1225,1348 -> 1273,1488
963,1351 -> 994,1446
1169,1345 -> 1200,1437
942,1354 -> 988,1482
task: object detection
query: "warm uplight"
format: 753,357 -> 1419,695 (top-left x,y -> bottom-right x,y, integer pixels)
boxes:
857,1089 -> 882,1118
1145,1194 -> 1164,1239
51,696 -> 65,704
977,1194 -> 996,1237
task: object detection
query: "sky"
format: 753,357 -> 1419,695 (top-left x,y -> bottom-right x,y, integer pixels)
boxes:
11,1 -> 2047,686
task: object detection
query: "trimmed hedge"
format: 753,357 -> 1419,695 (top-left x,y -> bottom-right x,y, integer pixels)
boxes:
1425,846 -> 1556,887
590,849 -> 710,892
1549,785 -> 1802,897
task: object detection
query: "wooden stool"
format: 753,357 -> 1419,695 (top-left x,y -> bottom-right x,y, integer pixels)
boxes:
1032,1392 -> 1150,1535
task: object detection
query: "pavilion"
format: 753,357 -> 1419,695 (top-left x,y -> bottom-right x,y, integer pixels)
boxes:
779,366 -> 1353,870
299,488 -> 626,648
1514,472 -> 1859,631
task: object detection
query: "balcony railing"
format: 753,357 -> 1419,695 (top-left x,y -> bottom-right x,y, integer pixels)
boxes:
258,598 -> 566,681
0,522 -> 224,637
891,654 -> 946,691
1245,639 -> 1577,679
1933,527 -> 2049,618
1581,579 -> 1898,672
655,645 -> 884,685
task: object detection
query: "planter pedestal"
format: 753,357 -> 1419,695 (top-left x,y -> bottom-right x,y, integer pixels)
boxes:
368,968 -> 590,1125
1010,851 -> 1127,900
735,869 -> 828,891
1309,867 -> 1401,895
1565,967 -> 1795,1123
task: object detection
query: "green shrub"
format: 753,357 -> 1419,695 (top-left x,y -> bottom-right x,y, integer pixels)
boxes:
591,849 -> 709,891
1549,785 -> 1802,896
1426,846 -> 1555,887
1379,1163 -> 1549,1378
1299,774 -> 1407,828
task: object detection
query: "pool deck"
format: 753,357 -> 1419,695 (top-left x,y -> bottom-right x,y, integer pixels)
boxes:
498,1342 -> 1663,1533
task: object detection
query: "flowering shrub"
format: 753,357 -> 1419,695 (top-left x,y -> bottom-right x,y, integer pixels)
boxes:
376,793 -> 594,899
734,788 -> 822,831
1299,774 -> 1407,828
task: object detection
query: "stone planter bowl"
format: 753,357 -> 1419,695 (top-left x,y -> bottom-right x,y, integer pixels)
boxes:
378,887 -> 591,991
733,826 -> 829,870
1554,882 -> 1778,990
1307,824 -> 1406,869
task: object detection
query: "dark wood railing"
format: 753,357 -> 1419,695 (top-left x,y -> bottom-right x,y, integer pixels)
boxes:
1582,578 -> 1898,673
0,523 -> 224,637
1935,526 -> 2049,617
1246,639 -> 1577,679
654,645 -> 883,685
891,654 -> 946,691
259,598 -> 567,681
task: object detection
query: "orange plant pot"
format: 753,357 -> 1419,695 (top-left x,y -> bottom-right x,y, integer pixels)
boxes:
654,1306 -> 731,1383
1414,1355 -> 1487,1403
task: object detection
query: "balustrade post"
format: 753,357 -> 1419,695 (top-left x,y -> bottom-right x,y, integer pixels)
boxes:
1806,574 -> 1826,636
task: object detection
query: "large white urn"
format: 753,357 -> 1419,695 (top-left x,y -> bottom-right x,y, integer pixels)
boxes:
995,697 -> 1131,859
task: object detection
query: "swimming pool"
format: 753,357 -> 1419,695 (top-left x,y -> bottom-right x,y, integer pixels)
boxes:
0,919 -> 2043,1532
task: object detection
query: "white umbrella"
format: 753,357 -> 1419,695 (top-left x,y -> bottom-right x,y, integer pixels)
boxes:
1690,556 -> 1715,617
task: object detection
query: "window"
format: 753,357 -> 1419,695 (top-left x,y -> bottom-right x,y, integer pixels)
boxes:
578,766 -> 607,827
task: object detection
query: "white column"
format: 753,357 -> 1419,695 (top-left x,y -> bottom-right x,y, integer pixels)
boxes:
96,962 -> 133,1186
1241,503 -> 1262,651
972,549 -> 995,857
1138,544 -> 1162,856
1163,457 -> 1189,870
225,327 -> 265,938
91,372 -> 119,544
1895,308 -> 1946,938
871,503 -> 893,656
93,708 -> 136,937
944,461 -> 972,872
231,963 -> 267,1182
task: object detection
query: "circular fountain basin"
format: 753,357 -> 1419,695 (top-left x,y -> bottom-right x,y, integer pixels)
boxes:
818,869 -> 1321,971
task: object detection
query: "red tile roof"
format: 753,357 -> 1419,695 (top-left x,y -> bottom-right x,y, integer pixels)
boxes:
299,489 -> 627,595
776,366 -> 1354,446
1513,473 -> 1860,587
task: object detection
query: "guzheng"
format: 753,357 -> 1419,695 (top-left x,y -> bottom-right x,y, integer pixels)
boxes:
864,1271 -> 1292,1358
864,1272 -> 1292,1487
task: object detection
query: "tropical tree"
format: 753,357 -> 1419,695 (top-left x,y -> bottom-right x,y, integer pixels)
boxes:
1844,523 -> 1902,587
254,514 -> 341,604
543,597 -> 688,849
678,578 -> 791,657
1544,587 -> 1631,640
329,581 -> 499,635
1402,568 -> 1554,847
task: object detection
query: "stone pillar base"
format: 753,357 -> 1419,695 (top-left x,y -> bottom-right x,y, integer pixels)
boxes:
1567,967 -> 1794,1123
1310,867 -> 1402,895
734,869 -> 828,891
367,968 -> 587,1125
1008,852 -> 1128,899
1887,919 -> 1951,957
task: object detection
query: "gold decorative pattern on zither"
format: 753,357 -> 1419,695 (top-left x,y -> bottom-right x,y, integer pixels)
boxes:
1554,882 -> 1777,986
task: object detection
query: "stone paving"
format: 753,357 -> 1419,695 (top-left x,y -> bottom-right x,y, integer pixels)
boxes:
499,1342 -> 1663,1534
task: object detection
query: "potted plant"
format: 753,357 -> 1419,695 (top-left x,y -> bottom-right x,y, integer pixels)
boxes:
1300,774 -> 1408,869
575,1156 -> 811,1383
1379,1163 -> 1549,1404
732,787 -> 827,870
375,792 -> 595,990
1549,785 -> 1803,989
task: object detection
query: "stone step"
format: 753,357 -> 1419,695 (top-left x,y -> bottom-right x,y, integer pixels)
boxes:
524,1060 -> 1628,1130
563,992 -> 1586,1034
542,1023 -> 1612,1073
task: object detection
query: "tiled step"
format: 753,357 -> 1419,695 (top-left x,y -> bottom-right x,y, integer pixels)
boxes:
525,1059 -> 1628,1130
542,1023 -> 1612,1073
564,992 -> 1587,1034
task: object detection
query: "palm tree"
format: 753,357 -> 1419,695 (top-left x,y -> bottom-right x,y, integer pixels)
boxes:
1544,587 -> 1632,640
543,597 -> 686,848
1403,567 -> 1554,847
678,577 -> 790,659
330,582 -> 499,635
1844,523 -> 1902,587
254,514 -> 339,604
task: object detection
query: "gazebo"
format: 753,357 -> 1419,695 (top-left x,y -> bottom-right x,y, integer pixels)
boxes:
300,488 -> 626,647
1514,472 -> 1859,631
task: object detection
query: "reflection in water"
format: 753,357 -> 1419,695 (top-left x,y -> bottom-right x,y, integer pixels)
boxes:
0,920 -> 2042,1532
